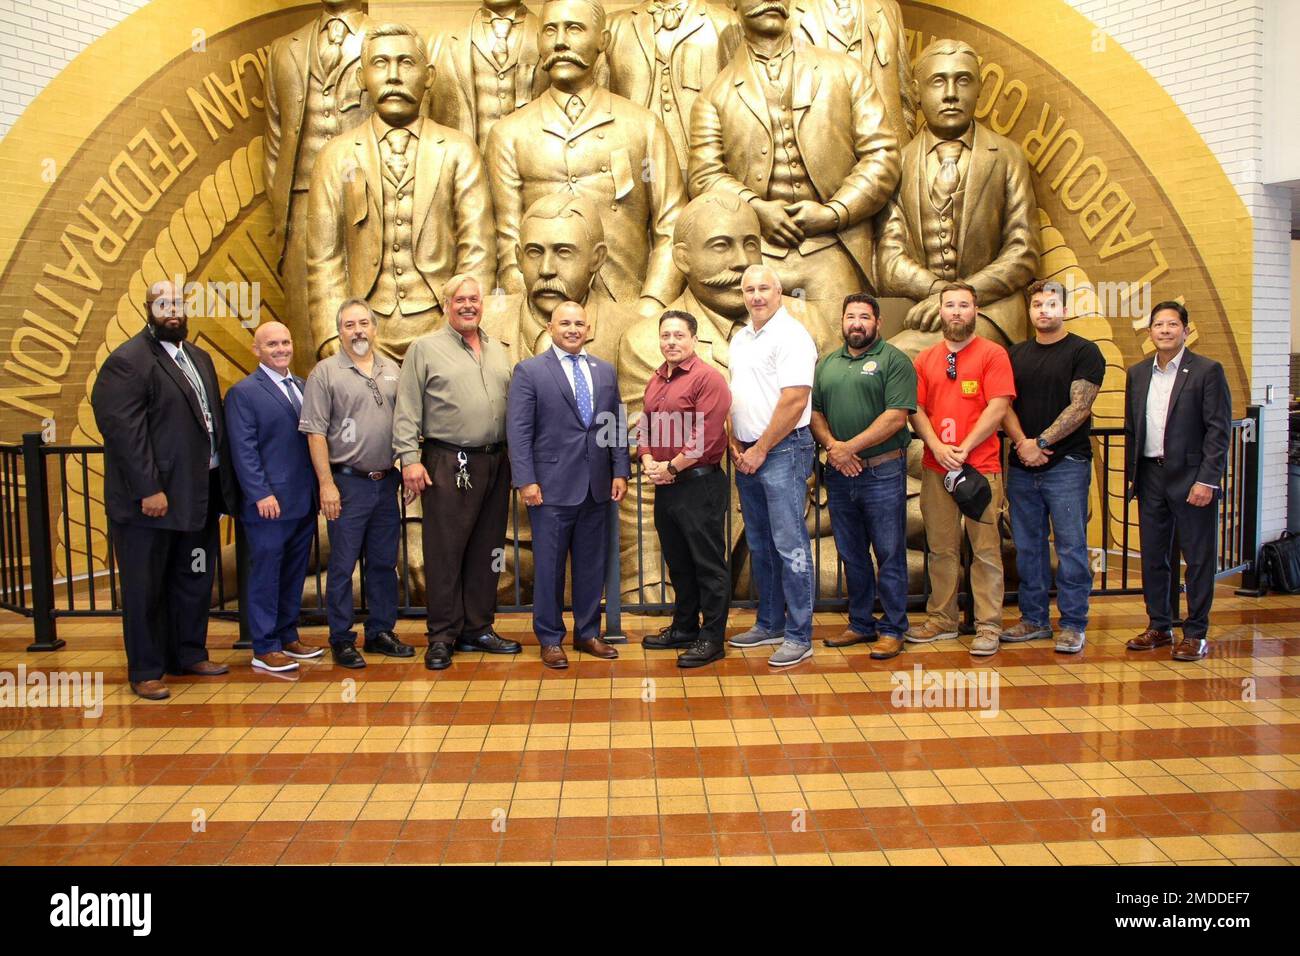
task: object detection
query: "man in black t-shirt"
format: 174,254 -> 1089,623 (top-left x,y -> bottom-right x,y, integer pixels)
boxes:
1002,280 -> 1105,653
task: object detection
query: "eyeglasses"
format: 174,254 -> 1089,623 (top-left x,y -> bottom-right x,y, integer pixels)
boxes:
946,351 -> 958,381
366,377 -> 383,406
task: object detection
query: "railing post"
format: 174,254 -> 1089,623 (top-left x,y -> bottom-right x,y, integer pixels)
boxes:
232,519 -> 252,649
22,433 -> 63,652
1235,405 -> 1265,596
603,498 -> 626,642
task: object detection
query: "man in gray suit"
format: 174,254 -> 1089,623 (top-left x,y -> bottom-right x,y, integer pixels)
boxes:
506,300 -> 631,669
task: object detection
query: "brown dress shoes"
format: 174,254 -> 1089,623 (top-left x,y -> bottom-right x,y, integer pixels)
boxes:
573,636 -> 618,659
131,680 -> 169,700
1172,636 -> 1209,661
1126,628 -> 1174,651
540,645 -> 569,669
823,629 -> 874,648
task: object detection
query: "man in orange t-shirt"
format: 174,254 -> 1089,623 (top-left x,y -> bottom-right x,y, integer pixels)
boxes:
908,282 -> 1016,655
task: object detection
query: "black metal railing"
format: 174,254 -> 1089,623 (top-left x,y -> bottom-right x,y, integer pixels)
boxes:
0,409 -> 1264,647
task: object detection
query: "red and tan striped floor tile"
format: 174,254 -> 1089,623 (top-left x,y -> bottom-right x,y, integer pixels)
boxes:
2,587 -> 1299,865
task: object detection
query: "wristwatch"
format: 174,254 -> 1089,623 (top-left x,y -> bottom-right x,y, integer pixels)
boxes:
1036,437 -> 1050,450
666,462 -> 679,477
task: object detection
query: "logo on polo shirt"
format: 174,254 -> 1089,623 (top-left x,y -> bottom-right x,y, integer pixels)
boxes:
861,361 -> 878,375
961,380 -> 979,396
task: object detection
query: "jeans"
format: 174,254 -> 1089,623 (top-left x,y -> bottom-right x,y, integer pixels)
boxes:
825,456 -> 909,638
1007,456 -> 1092,633
736,427 -> 815,645
326,471 -> 401,646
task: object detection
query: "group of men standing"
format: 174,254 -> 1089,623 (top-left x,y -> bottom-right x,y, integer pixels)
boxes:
83,0 -> 1234,698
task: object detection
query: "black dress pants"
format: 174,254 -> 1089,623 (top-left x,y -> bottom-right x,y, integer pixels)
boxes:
1137,460 -> 1219,640
653,469 -> 730,643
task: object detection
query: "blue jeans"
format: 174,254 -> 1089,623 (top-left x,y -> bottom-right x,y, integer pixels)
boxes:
736,427 -> 815,645
326,471 -> 401,646
1008,456 -> 1092,633
825,456 -> 909,638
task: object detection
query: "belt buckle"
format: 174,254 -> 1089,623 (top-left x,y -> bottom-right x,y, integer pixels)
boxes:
368,470 -> 384,481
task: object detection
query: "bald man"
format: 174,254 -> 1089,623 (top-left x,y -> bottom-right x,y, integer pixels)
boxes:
225,323 -> 323,673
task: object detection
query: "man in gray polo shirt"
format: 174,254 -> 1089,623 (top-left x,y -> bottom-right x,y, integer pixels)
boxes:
299,298 -> 416,668
394,275 -> 522,670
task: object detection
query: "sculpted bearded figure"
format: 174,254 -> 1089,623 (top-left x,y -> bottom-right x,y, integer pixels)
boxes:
878,38 -> 1039,358
688,0 -> 900,312
264,0 -> 372,375
485,0 -> 687,316
790,0 -> 915,146
427,1 -> 550,152
307,22 -> 496,361
604,0 -> 743,174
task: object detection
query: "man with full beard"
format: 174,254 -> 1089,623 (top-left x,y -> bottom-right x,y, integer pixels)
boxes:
299,298 -> 416,669
907,281 -> 1015,656
90,279 -> 239,700
810,293 -> 915,660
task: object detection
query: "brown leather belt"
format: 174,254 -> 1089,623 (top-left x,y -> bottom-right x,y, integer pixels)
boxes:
859,447 -> 904,468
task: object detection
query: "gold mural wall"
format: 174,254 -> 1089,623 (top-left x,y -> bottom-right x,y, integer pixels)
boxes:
0,1 -> 1254,578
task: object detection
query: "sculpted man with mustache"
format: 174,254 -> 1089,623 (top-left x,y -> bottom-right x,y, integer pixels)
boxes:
307,21 -> 496,362
484,0 -> 687,316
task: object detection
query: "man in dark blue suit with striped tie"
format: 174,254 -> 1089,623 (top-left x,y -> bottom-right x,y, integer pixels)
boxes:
507,300 -> 631,669
226,322 -> 324,673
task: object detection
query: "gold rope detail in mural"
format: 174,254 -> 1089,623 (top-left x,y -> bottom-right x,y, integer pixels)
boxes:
57,137 -> 268,580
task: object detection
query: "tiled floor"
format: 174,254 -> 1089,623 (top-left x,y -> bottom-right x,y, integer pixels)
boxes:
1,588 -> 1299,866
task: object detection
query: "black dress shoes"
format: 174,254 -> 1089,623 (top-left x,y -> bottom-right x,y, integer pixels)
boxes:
425,643 -> 453,670
643,625 -> 699,650
364,631 -> 415,657
331,644 -> 367,669
677,639 -> 724,668
455,630 -> 522,654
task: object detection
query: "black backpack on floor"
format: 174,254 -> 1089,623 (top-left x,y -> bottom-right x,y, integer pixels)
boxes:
1260,532 -> 1300,593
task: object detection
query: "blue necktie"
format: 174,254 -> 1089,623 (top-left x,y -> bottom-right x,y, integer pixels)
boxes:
568,353 -> 593,427
282,377 -> 302,416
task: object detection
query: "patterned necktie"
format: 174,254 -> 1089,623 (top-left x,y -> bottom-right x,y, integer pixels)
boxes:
490,15 -> 512,67
385,128 -> 412,182
320,18 -> 345,76
655,1 -> 686,31
568,353 -> 593,427
932,140 -> 963,207
564,94 -> 584,124
173,347 -> 217,458
282,377 -> 302,416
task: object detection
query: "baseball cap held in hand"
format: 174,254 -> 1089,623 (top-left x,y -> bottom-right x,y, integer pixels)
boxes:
944,464 -> 992,522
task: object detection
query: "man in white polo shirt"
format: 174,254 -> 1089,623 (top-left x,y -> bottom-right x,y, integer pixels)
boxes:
727,264 -> 820,666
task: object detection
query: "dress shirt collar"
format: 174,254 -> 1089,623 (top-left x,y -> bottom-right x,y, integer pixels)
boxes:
259,363 -> 296,385
748,36 -> 794,64
925,123 -> 975,157
655,353 -> 699,381
160,339 -> 184,360
320,8 -> 365,37
742,305 -> 792,338
553,343 -> 590,364
372,114 -> 421,143
1152,346 -> 1186,375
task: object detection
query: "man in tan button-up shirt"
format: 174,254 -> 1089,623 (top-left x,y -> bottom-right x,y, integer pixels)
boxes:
394,275 -> 521,671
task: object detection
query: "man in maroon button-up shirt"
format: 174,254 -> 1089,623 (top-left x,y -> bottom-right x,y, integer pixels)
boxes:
635,310 -> 733,667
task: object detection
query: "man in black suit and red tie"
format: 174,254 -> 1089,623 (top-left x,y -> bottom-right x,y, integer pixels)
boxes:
1123,301 -> 1232,662
90,279 -> 240,699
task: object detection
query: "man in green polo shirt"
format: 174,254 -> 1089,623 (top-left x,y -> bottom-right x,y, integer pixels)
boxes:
810,293 -> 917,659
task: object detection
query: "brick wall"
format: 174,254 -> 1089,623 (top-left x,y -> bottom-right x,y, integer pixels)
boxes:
1068,0 -> 1292,543
0,0 -> 150,137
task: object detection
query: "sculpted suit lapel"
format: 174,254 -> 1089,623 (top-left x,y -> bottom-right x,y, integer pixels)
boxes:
958,125 -> 998,260
412,119 -> 447,249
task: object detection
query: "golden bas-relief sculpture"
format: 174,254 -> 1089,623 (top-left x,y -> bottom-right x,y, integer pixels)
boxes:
264,0 -> 373,377
687,0 -> 900,311
307,21 -> 496,361
283,0 -> 1037,606
427,1 -> 551,153
484,0 -> 688,315
879,38 -> 1039,359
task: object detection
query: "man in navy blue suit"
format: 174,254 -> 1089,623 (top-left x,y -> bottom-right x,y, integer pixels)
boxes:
507,300 -> 630,669
225,322 -> 324,673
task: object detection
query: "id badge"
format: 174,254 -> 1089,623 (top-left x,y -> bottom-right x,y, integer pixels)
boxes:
203,410 -> 214,434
